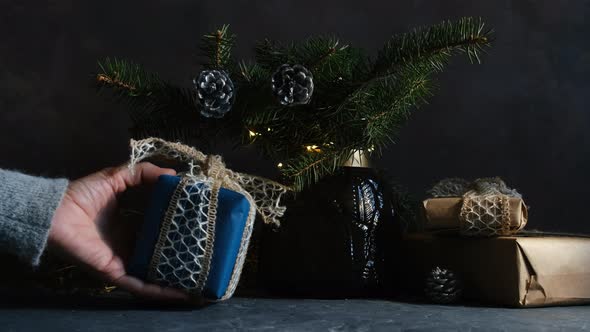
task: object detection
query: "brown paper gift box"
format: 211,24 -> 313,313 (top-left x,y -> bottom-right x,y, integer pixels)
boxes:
422,197 -> 528,231
403,232 -> 590,307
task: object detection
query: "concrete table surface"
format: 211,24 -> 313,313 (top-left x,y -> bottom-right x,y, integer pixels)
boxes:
2,296 -> 590,331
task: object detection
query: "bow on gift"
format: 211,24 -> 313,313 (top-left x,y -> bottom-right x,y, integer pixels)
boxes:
129,137 -> 290,227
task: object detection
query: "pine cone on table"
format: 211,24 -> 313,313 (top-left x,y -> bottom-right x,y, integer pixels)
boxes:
424,267 -> 463,304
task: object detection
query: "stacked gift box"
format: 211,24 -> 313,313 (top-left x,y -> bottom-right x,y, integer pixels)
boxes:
403,178 -> 590,307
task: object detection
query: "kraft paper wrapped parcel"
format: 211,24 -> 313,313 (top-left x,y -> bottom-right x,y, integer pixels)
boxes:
404,232 -> 590,307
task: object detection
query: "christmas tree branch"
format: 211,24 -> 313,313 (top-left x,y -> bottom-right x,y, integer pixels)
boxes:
283,147 -> 355,191
364,76 -> 432,150
96,74 -> 137,92
96,18 -> 493,191
373,17 -> 491,76
310,45 -> 338,68
97,57 -> 162,96
215,29 -> 223,67
200,25 -> 236,69
254,39 -> 290,71
317,17 -> 490,147
302,38 -> 349,69
96,57 -> 203,135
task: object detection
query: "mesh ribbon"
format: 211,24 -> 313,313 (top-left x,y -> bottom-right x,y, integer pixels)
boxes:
147,176 -> 214,291
129,138 -> 290,299
430,177 -> 526,237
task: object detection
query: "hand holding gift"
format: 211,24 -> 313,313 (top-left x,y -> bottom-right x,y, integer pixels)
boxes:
126,138 -> 289,301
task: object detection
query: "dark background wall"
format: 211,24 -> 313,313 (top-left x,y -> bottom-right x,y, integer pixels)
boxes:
1,0 -> 589,233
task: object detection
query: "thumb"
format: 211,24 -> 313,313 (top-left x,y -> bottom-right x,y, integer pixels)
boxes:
110,162 -> 176,193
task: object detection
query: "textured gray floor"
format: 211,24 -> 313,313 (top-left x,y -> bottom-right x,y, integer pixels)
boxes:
2,297 -> 590,332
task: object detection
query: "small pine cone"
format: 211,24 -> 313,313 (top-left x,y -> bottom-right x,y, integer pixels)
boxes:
425,267 -> 462,304
193,70 -> 235,118
271,64 -> 314,106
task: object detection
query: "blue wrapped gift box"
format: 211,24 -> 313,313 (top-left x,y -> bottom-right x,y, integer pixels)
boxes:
128,175 -> 251,300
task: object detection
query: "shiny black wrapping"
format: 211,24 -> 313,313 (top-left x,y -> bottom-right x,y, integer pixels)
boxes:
259,167 -> 402,297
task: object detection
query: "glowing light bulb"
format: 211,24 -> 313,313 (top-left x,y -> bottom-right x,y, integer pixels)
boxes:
306,145 -> 320,152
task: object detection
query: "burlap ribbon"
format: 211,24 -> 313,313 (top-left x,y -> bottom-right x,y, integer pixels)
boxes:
128,137 -> 290,227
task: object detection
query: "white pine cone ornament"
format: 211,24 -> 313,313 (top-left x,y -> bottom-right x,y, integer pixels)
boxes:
193,70 -> 235,118
424,267 -> 463,304
271,64 -> 314,106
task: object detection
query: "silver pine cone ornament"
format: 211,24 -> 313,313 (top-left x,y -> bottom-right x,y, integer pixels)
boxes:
425,267 -> 463,304
271,64 -> 314,106
193,70 -> 235,118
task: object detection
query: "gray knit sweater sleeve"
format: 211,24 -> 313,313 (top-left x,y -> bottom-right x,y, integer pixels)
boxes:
0,169 -> 68,266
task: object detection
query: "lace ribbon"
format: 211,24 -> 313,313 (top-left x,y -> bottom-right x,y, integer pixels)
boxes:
129,137 -> 290,226
430,177 -> 527,237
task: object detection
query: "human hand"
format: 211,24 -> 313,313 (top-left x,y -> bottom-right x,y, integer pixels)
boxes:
48,162 -> 190,302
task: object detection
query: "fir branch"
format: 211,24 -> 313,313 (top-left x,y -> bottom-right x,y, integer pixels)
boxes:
97,57 -> 162,96
200,25 -> 236,69
254,39 -> 290,70
96,18 -> 493,191
363,62 -> 435,149
237,61 -> 270,85
294,37 -> 349,69
315,17 -> 490,150
96,57 -> 204,134
282,147 -> 354,191
373,17 -> 492,76
96,74 -> 137,92
310,44 -> 338,68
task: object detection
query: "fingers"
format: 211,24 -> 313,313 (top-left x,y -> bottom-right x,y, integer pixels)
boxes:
111,162 -> 176,193
113,275 -> 193,303
101,162 -> 192,304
